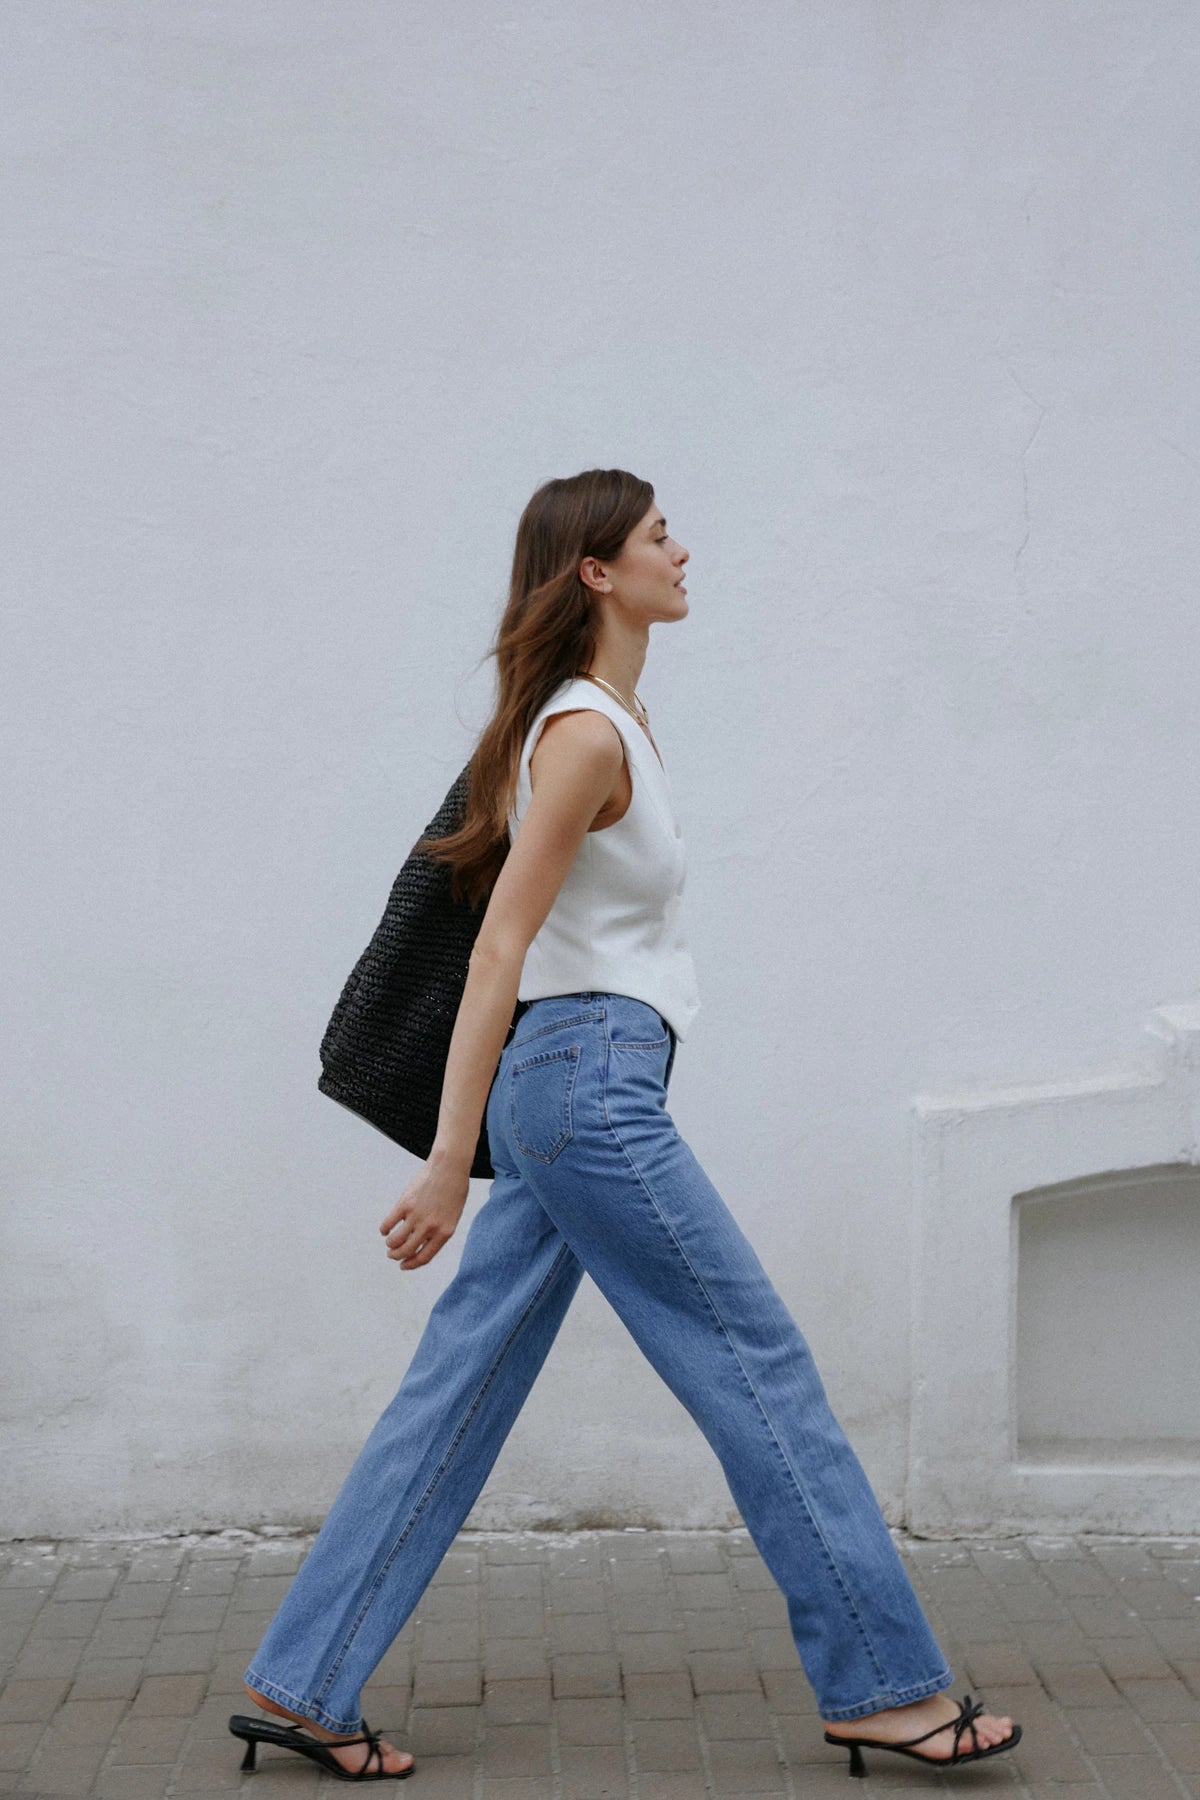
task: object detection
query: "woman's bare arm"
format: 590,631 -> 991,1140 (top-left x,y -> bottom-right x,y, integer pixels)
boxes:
379,709 -> 624,1269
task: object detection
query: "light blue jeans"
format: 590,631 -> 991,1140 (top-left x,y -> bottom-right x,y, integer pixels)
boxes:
245,991 -> 953,1732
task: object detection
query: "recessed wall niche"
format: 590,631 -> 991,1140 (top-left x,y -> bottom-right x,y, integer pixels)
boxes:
1015,1164 -> 1200,1466
910,1001 -> 1200,1535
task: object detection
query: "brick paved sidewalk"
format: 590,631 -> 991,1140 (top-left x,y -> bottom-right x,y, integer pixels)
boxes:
1,1529 -> 1197,1799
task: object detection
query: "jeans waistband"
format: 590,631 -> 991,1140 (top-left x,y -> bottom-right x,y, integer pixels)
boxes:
509,992 -> 676,1055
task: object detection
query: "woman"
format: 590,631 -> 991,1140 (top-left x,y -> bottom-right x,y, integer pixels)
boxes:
230,469 -> 1022,1783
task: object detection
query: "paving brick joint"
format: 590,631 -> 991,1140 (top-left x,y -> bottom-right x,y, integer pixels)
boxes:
0,1527 -> 1197,1797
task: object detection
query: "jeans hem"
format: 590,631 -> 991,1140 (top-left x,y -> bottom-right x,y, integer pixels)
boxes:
819,1664 -> 956,1722
242,1668 -> 364,1737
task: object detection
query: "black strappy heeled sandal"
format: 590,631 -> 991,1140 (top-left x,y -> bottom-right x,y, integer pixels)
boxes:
823,1691 -> 1022,1778
228,1712 -> 414,1782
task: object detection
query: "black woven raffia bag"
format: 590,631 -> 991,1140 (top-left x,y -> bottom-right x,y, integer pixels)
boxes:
317,761 -> 519,1179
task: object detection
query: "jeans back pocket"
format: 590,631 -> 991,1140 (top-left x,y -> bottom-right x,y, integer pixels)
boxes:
510,1044 -> 581,1163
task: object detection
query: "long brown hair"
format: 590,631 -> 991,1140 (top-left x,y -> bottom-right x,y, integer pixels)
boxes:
414,467 -> 655,910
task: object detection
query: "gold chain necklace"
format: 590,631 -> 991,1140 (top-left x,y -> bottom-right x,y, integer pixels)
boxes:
575,670 -> 649,727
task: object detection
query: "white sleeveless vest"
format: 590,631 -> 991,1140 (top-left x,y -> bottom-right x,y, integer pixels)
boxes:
507,675 -> 701,1041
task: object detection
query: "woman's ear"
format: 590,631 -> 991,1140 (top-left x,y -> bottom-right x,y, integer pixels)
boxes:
578,555 -> 611,596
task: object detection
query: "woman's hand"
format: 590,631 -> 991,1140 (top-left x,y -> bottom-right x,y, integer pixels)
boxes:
379,1153 -> 470,1270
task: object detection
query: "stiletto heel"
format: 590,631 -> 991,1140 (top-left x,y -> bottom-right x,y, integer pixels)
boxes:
237,1734 -> 256,1770
847,1740 -> 865,1777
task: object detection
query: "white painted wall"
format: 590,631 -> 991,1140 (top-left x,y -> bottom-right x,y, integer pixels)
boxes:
3,3 -> 1198,1538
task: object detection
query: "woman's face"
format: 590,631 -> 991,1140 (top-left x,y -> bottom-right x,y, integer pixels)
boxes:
585,500 -> 690,622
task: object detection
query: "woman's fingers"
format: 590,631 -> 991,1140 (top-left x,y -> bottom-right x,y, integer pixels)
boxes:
401,1237 -> 439,1268
383,1193 -> 461,1268
398,1223 -> 454,1268
397,1223 -> 429,1261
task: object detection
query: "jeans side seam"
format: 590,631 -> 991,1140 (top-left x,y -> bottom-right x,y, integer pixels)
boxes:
599,1044 -> 891,1699
314,1234 -> 576,1705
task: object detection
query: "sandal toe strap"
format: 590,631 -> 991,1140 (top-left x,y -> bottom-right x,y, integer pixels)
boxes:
893,1691 -> 985,1751
952,1695 -> 985,1756
343,1725 -> 384,1776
